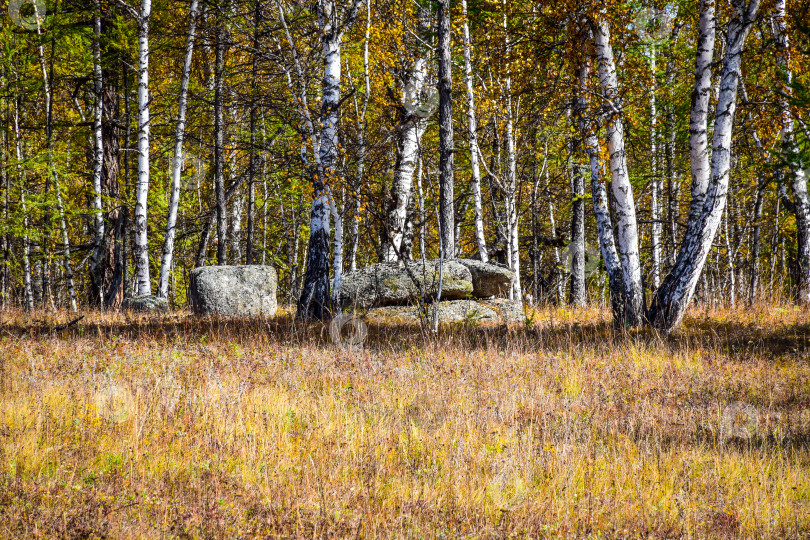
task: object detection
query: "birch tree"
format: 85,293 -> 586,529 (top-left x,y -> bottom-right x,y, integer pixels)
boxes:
134,0 -> 152,296
501,0 -> 521,299
214,6 -> 228,266
157,0 -> 199,298
436,0 -> 454,257
382,6 -> 431,263
91,4 -> 105,306
573,49 -> 625,319
462,0 -> 487,262
295,0 -> 364,320
648,0 -> 761,329
773,0 -> 810,304
592,18 -> 645,326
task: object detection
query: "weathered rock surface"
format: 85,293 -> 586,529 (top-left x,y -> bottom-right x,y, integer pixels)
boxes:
189,265 -> 277,317
365,299 -> 525,324
454,259 -> 515,297
122,295 -> 168,313
339,261 -> 474,308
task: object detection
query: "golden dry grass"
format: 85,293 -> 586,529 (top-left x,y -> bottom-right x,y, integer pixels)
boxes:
0,304 -> 809,538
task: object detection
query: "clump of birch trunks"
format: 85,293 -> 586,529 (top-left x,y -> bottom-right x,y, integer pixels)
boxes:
0,305 -> 808,538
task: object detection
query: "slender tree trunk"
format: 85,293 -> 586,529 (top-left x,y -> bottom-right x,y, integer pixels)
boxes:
725,208 -> 737,307
416,156 -> 426,258
593,19 -> 645,325
347,0 -> 370,272
773,0 -> 810,303
648,0 -> 760,330
34,5 -> 76,311
664,22 -> 682,268
12,96 -> 34,311
649,45 -> 661,288
296,0 -> 363,319
462,0 -> 487,261
91,6 -> 106,306
574,52 -> 624,319
383,60 -> 428,262
158,0 -> 198,297
246,0 -> 260,265
549,200 -> 564,304
502,2 -> 521,299
134,0 -> 152,296
437,0 -> 455,256
749,178 -> 765,303
569,107 -> 586,306
214,12 -> 228,265
230,185 -> 243,263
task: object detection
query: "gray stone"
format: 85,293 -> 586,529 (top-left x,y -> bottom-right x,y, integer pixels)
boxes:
122,295 -> 168,313
189,265 -> 278,317
454,259 -> 515,297
339,261 -> 474,308
365,299 -> 525,325
481,298 -> 525,322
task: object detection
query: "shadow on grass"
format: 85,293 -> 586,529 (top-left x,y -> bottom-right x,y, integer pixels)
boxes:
2,308 -> 809,361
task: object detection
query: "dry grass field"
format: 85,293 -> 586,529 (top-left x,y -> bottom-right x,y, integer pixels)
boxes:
0,304 -> 809,538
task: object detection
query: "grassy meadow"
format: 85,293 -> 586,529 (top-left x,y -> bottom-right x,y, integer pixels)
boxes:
0,304 -> 809,538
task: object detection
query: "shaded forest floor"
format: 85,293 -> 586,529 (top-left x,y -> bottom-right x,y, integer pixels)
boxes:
0,304 -> 809,538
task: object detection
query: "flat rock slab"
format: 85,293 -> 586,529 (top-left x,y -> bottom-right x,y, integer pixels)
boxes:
122,295 -> 168,313
339,261 -> 473,308
189,265 -> 278,317
454,259 -> 515,297
365,299 -> 525,325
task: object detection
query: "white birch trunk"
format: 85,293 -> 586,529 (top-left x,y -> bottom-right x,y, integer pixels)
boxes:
649,45 -> 661,288
649,0 -> 760,330
348,0 -> 370,272
462,0 -> 487,261
573,47 -> 625,319
503,2 -> 520,299
230,186 -> 243,264
134,0 -> 152,296
549,201 -> 564,304
383,59 -> 428,262
12,100 -> 34,311
158,0 -> 199,298
91,7 -> 105,306
723,208 -> 736,307
296,0 -> 363,319
773,0 -> 810,303
437,0 -> 455,258
593,19 -> 644,325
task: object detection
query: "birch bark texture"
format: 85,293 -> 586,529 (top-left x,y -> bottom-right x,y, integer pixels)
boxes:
91,5 -> 105,306
461,0 -> 488,262
382,53 -> 429,263
297,0 -> 363,320
134,0 -> 152,296
592,19 -> 645,326
437,0 -> 455,257
773,0 -> 810,304
214,9 -> 228,266
502,1 -> 521,299
573,51 -> 625,319
649,0 -> 760,330
158,0 -> 199,298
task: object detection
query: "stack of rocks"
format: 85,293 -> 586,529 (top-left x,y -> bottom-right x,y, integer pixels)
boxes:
338,259 -> 524,324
